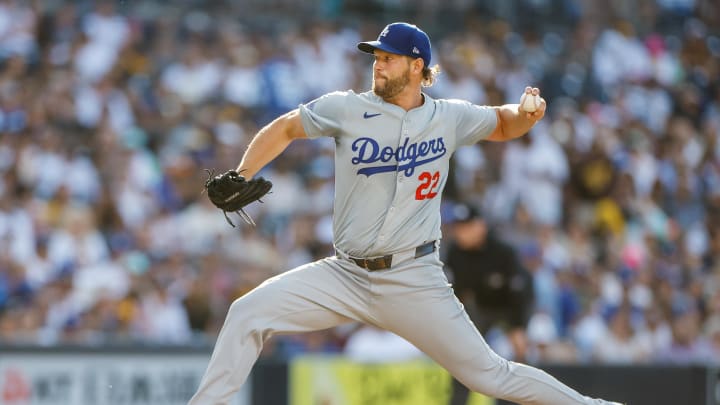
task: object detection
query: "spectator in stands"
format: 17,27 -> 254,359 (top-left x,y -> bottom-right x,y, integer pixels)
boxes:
593,303 -> 652,363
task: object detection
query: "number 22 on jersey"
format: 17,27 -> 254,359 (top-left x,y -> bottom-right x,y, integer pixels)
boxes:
415,171 -> 440,200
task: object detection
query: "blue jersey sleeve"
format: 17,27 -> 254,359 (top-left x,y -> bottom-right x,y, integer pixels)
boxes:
298,91 -> 348,139
447,99 -> 498,146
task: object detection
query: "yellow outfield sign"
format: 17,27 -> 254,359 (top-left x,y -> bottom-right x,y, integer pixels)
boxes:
290,356 -> 492,405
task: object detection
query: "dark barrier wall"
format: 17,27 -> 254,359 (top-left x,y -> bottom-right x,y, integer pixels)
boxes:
252,360 -> 288,405
252,360 -> 719,405
542,365 -> 713,405
1,346 -> 717,405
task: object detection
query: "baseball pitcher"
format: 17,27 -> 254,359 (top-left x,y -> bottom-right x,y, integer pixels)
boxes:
191,22 -> 624,405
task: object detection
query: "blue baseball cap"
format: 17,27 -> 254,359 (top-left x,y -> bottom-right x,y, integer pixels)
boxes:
357,22 -> 431,67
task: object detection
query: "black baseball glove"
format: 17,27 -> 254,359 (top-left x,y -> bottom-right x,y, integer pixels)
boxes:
204,169 -> 272,227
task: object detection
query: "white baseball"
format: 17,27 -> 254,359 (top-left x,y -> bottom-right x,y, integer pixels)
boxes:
520,93 -> 540,113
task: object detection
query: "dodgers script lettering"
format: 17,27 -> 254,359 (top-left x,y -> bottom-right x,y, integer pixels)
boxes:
351,137 -> 447,176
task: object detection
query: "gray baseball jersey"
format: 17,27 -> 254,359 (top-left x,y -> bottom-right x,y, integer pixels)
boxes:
298,90 -> 496,257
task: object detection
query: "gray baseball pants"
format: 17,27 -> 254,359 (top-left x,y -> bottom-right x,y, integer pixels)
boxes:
188,250 -> 613,405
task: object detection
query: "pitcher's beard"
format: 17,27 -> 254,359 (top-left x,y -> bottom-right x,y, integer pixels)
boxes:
372,70 -> 410,100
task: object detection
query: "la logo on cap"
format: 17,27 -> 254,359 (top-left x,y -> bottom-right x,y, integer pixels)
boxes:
412,47 -> 419,54
380,27 -> 389,37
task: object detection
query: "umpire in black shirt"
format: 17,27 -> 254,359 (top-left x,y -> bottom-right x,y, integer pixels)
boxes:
445,202 -> 535,405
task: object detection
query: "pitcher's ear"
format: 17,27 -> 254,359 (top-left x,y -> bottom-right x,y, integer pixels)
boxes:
413,57 -> 424,73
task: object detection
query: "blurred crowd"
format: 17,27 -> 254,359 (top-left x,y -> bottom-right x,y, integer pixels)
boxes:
0,0 -> 719,367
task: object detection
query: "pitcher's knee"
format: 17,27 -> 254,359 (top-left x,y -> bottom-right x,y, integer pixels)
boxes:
226,296 -> 267,341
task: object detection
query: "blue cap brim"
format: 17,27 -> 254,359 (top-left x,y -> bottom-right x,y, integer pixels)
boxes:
357,41 -> 407,58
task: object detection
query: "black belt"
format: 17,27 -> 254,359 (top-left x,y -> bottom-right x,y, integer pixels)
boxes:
339,241 -> 437,271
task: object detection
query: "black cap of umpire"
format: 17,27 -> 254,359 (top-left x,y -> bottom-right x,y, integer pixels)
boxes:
450,202 -> 483,224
